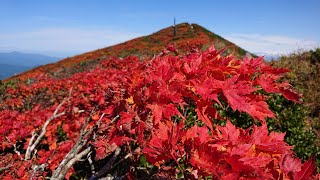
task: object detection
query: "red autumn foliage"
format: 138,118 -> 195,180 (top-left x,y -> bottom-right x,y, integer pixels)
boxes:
0,44 -> 317,179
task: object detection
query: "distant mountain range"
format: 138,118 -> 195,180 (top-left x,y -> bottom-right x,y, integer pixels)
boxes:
253,52 -> 281,61
0,52 -> 59,80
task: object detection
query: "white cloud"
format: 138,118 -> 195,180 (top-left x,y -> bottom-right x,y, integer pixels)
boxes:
2,28 -> 318,58
0,27 -> 142,57
223,33 -> 320,56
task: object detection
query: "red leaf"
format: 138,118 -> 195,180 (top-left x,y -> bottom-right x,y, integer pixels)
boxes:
98,97 -> 105,105
293,158 -> 317,180
251,123 -> 291,153
143,123 -> 171,166
153,58 -> 175,82
280,87 -> 302,102
183,125 -> 209,146
147,103 -> 181,125
222,76 -> 254,112
91,114 -> 100,121
240,156 -> 273,168
257,74 -> 301,102
217,121 -> 240,144
162,104 -> 182,120
195,100 -> 219,131
222,76 -> 275,121
192,78 -> 222,102
248,98 -> 275,121
109,136 -> 132,146
17,164 -> 26,177
147,104 -> 163,125
142,122 -> 184,166
280,154 -> 302,174
117,111 -> 134,129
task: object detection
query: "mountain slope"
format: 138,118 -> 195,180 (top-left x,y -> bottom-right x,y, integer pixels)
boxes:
4,23 -> 250,82
273,49 -> 320,136
0,38 -> 317,179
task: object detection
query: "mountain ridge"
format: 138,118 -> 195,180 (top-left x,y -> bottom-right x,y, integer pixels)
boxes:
4,23 -> 251,82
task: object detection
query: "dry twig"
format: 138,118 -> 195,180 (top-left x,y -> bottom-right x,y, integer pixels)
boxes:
88,147 -> 122,180
25,98 -> 69,160
5,136 -> 23,160
50,115 -> 95,180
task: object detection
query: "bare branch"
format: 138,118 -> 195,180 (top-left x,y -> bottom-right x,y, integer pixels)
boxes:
87,151 -> 96,175
51,117 -> 94,180
29,149 -> 56,180
26,131 -> 36,157
89,147 -> 121,180
112,152 -> 132,170
97,113 -> 106,128
25,98 -> 69,160
30,163 -> 47,180
51,147 -> 91,180
87,114 -> 125,180
5,136 -> 23,160
110,115 -> 120,124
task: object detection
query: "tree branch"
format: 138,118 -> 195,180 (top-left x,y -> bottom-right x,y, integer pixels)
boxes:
5,136 -> 23,160
87,151 -> 96,175
51,147 -> 91,180
51,117 -> 94,180
30,163 -> 47,180
89,147 -> 121,180
25,98 -> 69,160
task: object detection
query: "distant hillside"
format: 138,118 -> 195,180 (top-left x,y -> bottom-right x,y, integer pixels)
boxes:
272,48 -> 320,138
0,52 -> 59,80
5,23 -> 251,82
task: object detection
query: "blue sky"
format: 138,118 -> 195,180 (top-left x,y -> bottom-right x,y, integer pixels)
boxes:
0,0 -> 319,57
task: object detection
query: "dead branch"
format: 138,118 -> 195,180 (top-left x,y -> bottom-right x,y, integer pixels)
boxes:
30,163 -> 47,180
29,149 -> 56,180
25,98 -> 69,160
50,117 -> 94,180
87,114 -> 124,180
92,152 -> 133,180
111,152 -> 132,170
87,151 -> 96,175
51,147 -> 91,180
97,113 -> 106,128
5,136 -> 23,160
110,115 -> 120,124
89,147 -> 121,180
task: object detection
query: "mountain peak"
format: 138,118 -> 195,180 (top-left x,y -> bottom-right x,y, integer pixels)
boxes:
5,23 -> 250,82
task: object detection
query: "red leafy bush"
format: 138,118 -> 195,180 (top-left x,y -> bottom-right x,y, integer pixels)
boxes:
0,45 -> 318,179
